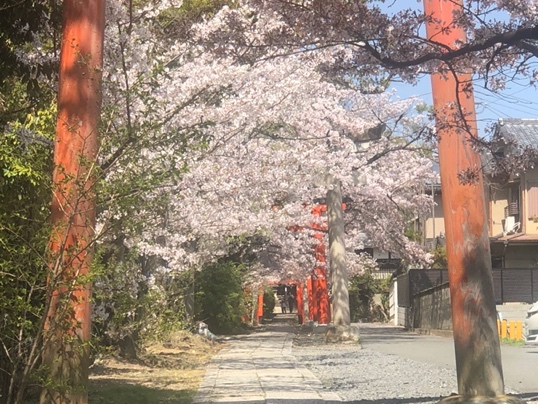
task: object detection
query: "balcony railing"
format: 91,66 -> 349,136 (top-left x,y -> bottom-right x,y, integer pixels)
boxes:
504,202 -> 519,217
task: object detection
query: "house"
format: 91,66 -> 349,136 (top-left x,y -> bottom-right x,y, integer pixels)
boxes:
392,120 -> 538,325
486,118 -> 538,269
354,245 -> 402,278
418,119 -> 538,269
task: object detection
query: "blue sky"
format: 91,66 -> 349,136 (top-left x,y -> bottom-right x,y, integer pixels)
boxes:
377,1 -> 538,137
390,77 -> 538,138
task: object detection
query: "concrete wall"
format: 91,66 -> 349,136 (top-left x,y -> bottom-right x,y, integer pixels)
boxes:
390,279 -> 410,327
497,303 -> 532,323
397,306 -> 408,327
389,280 -> 397,325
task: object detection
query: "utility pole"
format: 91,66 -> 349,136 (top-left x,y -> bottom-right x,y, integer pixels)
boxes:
423,1 -> 523,401
41,1 -> 106,403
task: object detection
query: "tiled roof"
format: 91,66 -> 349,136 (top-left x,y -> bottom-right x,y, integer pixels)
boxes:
495,118 -> 538,148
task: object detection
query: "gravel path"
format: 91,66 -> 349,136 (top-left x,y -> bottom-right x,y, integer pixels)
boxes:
291,324 -> 532,404
293,335 -> 456,403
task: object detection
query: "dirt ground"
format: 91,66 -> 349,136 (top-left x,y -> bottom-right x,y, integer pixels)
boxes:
88,331 -> 224,404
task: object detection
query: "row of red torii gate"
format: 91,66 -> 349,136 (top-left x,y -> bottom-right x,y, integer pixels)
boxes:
255,204 -> 331,325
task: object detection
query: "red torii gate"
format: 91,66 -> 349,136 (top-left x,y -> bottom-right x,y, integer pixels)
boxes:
255,280 -> 305,324
255,203 -> 333,326
308,204 -> 330,325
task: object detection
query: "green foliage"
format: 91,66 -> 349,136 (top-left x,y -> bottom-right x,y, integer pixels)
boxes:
195,260 -> 247,334
263,286 -> 276,318
157,0 -> 236,37
91,245 -> 192,358
0,85 -> 55,402
348,272 -> 390,323
91,244 -> 143,350
404,223 -> 422,243
431,246 -> 447,269
0,1 -> 60,122
415,102 -> 433,115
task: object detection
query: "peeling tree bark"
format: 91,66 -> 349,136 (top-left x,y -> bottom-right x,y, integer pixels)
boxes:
40,1 -> 106,403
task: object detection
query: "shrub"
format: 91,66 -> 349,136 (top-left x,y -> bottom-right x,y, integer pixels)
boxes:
262,286 -> 275,318
348,271 -> 390,323
431,246 -> 448,268
195,260 -> 247,334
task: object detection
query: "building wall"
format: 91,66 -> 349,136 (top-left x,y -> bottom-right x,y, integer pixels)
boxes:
504,245 -> 538,268
489,186 -> 509,236
389,280 -> 397,324
372,248 -> 390,260
397,306 -> 408,327
524,169 -> 538,235
424,193 -> 445,239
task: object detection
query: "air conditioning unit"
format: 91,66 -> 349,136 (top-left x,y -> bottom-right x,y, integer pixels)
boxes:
504,216 -> 515,234
503,216 -> 521,235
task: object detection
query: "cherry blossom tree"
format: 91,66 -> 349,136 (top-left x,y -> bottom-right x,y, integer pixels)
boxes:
0,1 -> 440,398
13,0 -> 434,347
124,58 -> 434,277
91,2 -> 437,348
4,0 -> 534,401
195,1 -> 538,91
190,1 -> 535,399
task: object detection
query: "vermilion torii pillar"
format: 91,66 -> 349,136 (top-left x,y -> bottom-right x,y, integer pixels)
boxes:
423,0 -> 511,399
257,287 -> 264,324
41,1 -> 105,403
312,204 -> 330,325
307,276 -> 316,320
288,207 -> 329,324
296,281 -> 304,324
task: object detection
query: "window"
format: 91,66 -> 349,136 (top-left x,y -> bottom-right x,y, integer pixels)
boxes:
355,248 -> 373,257
504,184 -> 521,219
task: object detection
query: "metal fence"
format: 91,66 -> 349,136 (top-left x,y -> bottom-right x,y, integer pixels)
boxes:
492,268 -> 538,304
397,268 -> 538,307
397,269 -> 448,307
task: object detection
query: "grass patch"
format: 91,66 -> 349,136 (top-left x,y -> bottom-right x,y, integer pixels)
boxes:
89,381 -> 195,404
500,337 -> 525,346
89,330 -> 223,404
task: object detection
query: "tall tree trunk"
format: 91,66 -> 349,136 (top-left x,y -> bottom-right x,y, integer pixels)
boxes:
40,1 -> 105,403
324,180 -> 358,343
326,181 -> 350,327
424,0 -> 508,399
